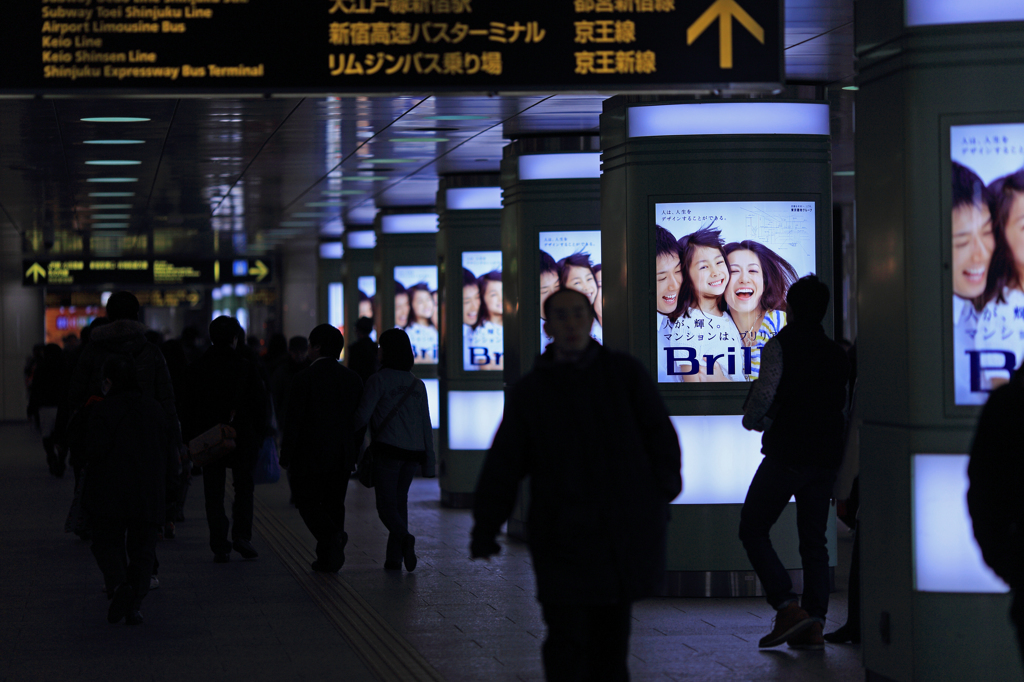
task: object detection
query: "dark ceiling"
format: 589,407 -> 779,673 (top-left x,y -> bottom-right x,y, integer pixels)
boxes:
0,0 -> 854,261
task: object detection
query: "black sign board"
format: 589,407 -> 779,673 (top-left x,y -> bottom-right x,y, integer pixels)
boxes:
23,258 -> 272,286
2,0 -> 782,93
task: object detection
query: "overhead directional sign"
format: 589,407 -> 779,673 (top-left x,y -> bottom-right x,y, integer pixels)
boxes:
1,0 -> 782,93
22,258 -> 273,287
687,0 -> 764,69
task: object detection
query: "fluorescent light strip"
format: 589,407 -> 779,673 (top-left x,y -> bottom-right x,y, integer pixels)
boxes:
86,177 -> 138,183
85,160 -> 141,166
446,187 -> 502,210
361,158 -> 417,164
89,192 -> 134,197
306,201 -> 346,207
92,222 -> 130,229
84,140 -> 145,145
389,137 -> 450,143
81,117 -> 151,123
381,213 -> 438,234
518,153 -> 601,180
347,230 -> 377,248
89,204 -> 131,209
628,102 -> 831,137
906,0 -> 1024,25
91,214 -> 130,219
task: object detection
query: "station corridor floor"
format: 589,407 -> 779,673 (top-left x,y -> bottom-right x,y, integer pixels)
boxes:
1,424 -> 863,681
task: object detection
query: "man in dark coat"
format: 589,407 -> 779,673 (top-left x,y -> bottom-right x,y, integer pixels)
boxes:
346,317 -> 378,384
68,292 -> 179,441
182,316 -> 268,563
471,289 -> 682,682
740,275 -> 850,650
281,324 -> 364,572
81,354 -> 177,625
968,367 -> 1024,664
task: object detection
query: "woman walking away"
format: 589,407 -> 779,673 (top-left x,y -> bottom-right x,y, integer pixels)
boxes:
354,328 -> 435,571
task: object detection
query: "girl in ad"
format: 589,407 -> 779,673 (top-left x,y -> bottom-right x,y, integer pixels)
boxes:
661,225 -> 744,382
723,240 -> 798,380
463,252 -> 503,371
393,266 -> 439,365
539,231 -> 603,350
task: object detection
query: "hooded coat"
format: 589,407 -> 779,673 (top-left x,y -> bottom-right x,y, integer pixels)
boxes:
68,319 -> 179,434
80,388 -> 177,524
473,341 -> 682,604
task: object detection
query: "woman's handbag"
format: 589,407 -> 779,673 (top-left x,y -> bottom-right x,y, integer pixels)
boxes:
358,381 -> 419,488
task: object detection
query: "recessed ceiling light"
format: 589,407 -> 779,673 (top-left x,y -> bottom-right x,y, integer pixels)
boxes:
84,140 -> 145,145
92,222 -> 130,229
322,190 -> 365,196
87,177 -> 138,183
418,115 -> 489,121
89,204 -> 132,209
81,117 -> 151,123
340,176 -> 388,181
361,158 -> 417,164
86,160 -> 142,166
306,201 -> 345,207
91,214 -> 131,219
89,192 -> 135,197
388,137 -> 450,143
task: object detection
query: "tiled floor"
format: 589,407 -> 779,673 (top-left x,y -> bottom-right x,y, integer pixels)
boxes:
1,423 -> 863,681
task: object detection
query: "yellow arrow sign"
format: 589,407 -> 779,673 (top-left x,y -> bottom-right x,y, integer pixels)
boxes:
687,0 -> 764,69
214,260 -> 220,283
249,260 -> 269,282
25,262 -> 46,283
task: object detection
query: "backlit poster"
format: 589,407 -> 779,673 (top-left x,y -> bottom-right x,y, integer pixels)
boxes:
461,251 -> 503,371
394,266 -> 438,364
950,124 -> 1024,404
539,230 -> 602,352
357,276 -> 377,341
655,201 -> 816,384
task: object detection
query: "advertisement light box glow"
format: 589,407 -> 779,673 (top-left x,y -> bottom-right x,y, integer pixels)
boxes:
519,153 -> 601,181
446,187 -> 503,210
448,391 -> 504,450
395,266 -> 438,365
914,454 -> 1008,593
347,230 -> 376,249
540,230 -> 603,351
629,103 -> 830,138
655,201 -> 816,384
906,0 -> 1024,26
328,283 -> 343,332
423,378 -> 440,430
670,415 -> 777,505
949,123 -> 1024,404
381,213 -> 438,234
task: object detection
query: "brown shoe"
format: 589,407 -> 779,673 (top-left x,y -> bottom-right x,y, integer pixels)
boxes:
758,602 -> 815,648
788,621 -> 825,650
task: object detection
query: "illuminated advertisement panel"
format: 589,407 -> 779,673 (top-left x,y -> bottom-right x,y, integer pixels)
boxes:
461,251 -> 503,371
655,201 -> 816,383
950,124 -> 1024,404
394,266 -> 438,365
539,230 -> 602,352
356,275 -> 377,341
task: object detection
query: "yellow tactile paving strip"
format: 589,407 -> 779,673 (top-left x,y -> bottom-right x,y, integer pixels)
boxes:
252,495 -> 446,682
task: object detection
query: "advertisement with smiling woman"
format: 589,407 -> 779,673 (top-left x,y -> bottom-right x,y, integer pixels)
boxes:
654,202 -> 816,384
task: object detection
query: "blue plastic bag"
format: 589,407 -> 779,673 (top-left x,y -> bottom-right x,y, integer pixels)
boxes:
252,436 -> 281,485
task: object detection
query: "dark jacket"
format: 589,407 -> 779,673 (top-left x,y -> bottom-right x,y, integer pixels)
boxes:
271,355 -> 311,425
182,345 -> 268,466
69,320 -> 179,440
968,376 -> 1024,588
761,321 -> 850,469
281,357 -> 364,475
80,388 -> 177,524
472,341 -> 682,604
347,337 -> 378,384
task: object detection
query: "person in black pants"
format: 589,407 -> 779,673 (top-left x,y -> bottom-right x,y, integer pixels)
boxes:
353,328 -> 435,571
281,324 -> 364,572
739,275 -> 851,651
82,354 -> 178,625
472,289 -> 682,682
182,316 -> 268,563
968,366 -> 1024,665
